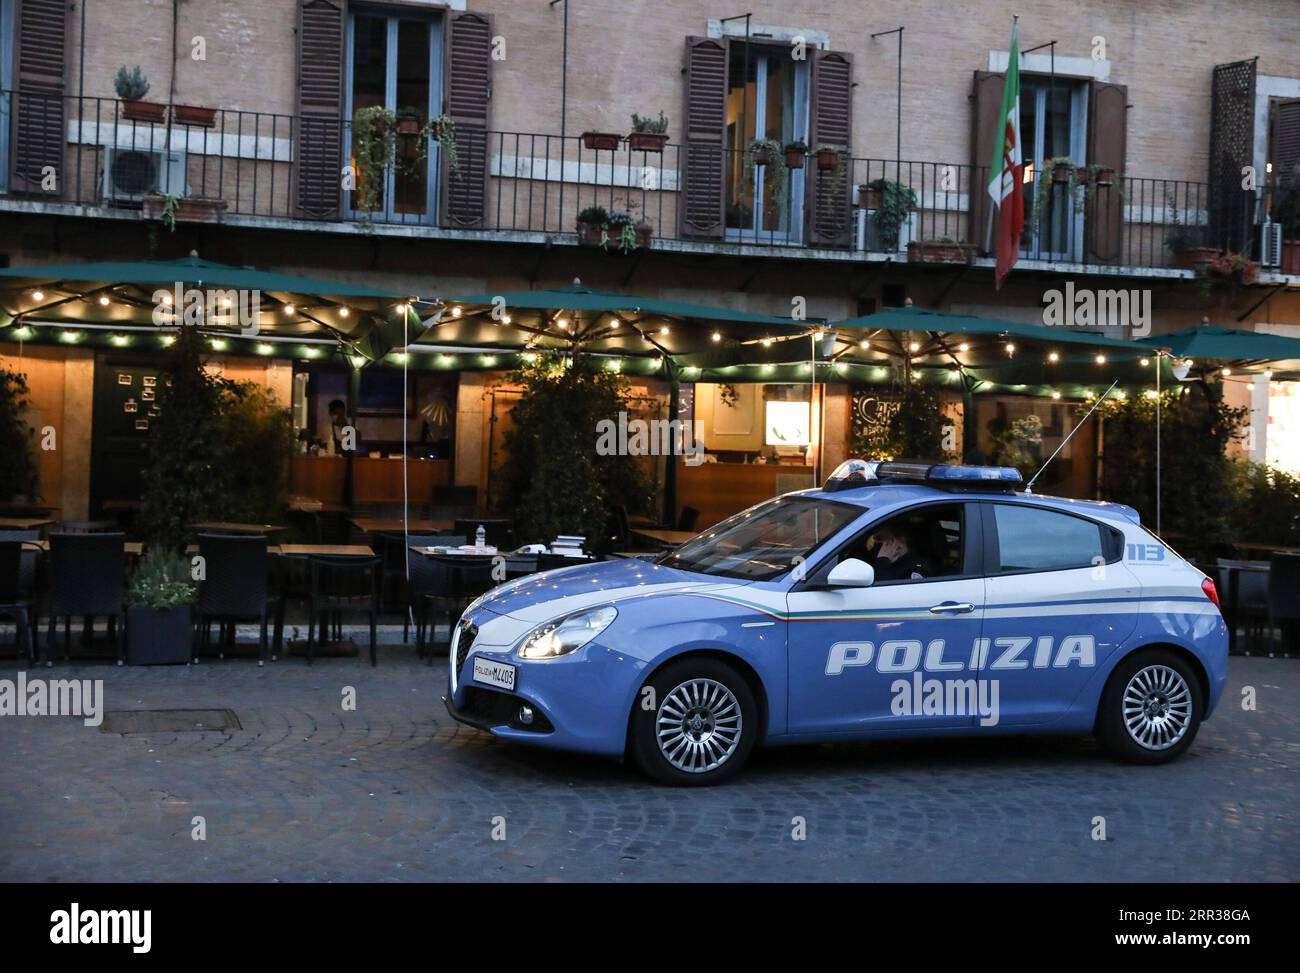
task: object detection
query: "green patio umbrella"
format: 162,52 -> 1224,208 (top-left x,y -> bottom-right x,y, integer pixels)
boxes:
1136,324 -> 1300,380
412,283 -> 812,371
0,255 -> 412,362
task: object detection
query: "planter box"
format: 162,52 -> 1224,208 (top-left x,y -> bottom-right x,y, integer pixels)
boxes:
1282,240 -> 1300,275
751,146 -> 776,167
173,104 -> 217,127
121,99 -> 167,123
784,149 -> 806,169
582,131 -> 622,151
628,131 -> 668,152
907,240 -> 976,264
127,606 -> 192,665
1172,246 -> 1218,271
815,149 -> 841,171
576,221 -> 606,246
142,194 -> 228,224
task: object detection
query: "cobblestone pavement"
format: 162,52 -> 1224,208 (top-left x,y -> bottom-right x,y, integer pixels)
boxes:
0,645 -> 1295,882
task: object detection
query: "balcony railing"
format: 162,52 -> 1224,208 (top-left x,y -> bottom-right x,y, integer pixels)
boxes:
2,91 -> 1295,274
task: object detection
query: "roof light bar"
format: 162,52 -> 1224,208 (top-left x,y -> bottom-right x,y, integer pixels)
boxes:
824,459 -> 1023,492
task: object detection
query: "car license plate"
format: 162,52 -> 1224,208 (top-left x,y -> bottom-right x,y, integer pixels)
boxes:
472,657 -> 516,691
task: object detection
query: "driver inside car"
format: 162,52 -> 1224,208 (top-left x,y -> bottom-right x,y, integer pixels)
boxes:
868,521 -> 935,582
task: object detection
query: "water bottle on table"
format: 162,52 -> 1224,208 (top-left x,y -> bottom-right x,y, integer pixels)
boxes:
475,524 -> 486,549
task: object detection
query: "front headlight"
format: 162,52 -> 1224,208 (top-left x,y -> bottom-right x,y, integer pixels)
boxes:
518,606 -> 617,660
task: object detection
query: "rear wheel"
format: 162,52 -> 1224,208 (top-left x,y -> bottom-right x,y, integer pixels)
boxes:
630,657 -> 758,786
1097,648 -> 1203,763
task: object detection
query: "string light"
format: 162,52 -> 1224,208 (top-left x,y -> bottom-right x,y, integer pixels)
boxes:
13,326 -> 33,339
859,338 -> 870,349
303,347 -> 319,358
501,315 -> 512,325
98,295 -> 110,306
1139,357 -> 1149,366
1144,389 -> 1159,399
556,317 -> 568,329
111,334 -> 130,347
1221,366 -> 1231,376
283,304 -> 295,315
711,331 -> 722,342
1095,354 -> 1107,365
210,338 -> 227,350
1047,352 -> 1060,363
32,290 -> 44,301
1005,342 -> 1016,355
451,306 -> 462,318
1264,369 -> 1273,379
257,343 -> 274,355
161,293 -> 173,306
60,331 -> 82,343
761,337 -> 773,347
958,342 -> 969,353
338,307 -> 349,318
660,325 -> 670,335
908,340 -> 921,353
1051,390 -> 1061,400
1247,382 -> 1255,391
396,303 -> 408,314
161,335 -> 176,347
221,297 -> 232,309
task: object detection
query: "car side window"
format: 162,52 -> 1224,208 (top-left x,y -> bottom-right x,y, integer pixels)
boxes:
991,504 -> 1104,573
836,503 -> 966,585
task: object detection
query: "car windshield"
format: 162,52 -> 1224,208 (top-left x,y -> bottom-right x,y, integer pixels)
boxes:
658,495 -> 862,581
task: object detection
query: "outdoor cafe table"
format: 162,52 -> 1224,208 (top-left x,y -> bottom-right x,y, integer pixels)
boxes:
632,528 -> 698,548
351,517 -> 454,534
0,517 -> 55,530
27,539 -> 144,555
276,544 -> 375,557
190,521 -> 287,534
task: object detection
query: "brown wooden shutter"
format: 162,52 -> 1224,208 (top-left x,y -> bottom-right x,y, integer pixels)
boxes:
678,37 -> 728,240
1270,97 -> 1300,186
294,0 -> 345,219
10,0 -> 68,196
1085,81 -> 1128,263
805,49 -> 853,248
441,11 -> 492,228
969,70 -> 1005,255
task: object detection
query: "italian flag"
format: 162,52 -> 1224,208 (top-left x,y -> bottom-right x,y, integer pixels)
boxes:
988,17 -> 1024,290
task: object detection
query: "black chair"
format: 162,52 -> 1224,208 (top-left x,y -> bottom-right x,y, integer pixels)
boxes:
55,520 -> 118,534
454,518 -> 513,549
45,532 -> 127,665
272,553 -> 312,655
677,506 -> 701,532
415,553 -> 495,664
537,553 -> 592,572
307,555 -> 382,665
392,533 -> 459,641
195,533 -> 272,665
1217,558 -> 1270,652
1266,553 -> 1300,656
0,541 -> 37,663
0,530 -> 40,605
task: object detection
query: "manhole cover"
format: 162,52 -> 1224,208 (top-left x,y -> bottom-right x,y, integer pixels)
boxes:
100,709 -> 241,734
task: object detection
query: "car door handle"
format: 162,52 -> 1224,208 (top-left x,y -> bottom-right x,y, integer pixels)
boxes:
928,602 -> 975,614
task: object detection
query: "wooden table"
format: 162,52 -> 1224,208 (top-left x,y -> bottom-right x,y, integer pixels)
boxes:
351,517 -> 454,534
0,517 -> 55,530
632,528 -> 698,548
28,540 -> 143,555
287,498 -> 349,514
191,522 -> 287,534
277,544 -> 375,557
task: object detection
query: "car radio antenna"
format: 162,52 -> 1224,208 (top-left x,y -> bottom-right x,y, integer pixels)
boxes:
1025,379 -> 1120,495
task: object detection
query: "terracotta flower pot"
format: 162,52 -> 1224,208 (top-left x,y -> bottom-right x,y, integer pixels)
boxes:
143,194 -> 228,224
576,221 -> 606,246
582,131 -> 622,151
816,149 -> 841,171
907,240 -> 975,265
1173,246 -> 1218,271
751,146 -> 775,167
396,117 -> 422,136
1050,162 -> 1073,184
173,104 -> 217,127
121,99 -> 167,123
1093,166 -> 1115,187
859,186 -> 883,209
785,149 -> 806,169
628,131 -> 668,152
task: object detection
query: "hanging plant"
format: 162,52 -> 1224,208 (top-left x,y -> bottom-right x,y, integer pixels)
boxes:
868,179 -> 918,249
607,210 -> 639,252
351,106 -> 398,212
745,137 -> 789,212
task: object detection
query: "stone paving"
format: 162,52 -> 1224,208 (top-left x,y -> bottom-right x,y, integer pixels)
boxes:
0,643 -> 1296,882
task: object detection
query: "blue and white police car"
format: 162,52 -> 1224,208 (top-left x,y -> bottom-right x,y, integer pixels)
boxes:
444,461 -> 1228,785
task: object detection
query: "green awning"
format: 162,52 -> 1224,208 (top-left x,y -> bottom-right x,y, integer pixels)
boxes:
415,285 -> 812,362
0,255 -> 411,361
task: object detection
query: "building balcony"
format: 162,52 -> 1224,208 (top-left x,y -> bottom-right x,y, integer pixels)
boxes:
2,92 -> 1297,284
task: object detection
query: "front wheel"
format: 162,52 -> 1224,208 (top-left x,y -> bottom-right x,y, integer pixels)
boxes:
1097,648 -> 1203,764
630,657 -> 758,786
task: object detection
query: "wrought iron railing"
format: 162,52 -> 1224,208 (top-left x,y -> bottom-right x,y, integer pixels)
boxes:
2,91 -> 1295,273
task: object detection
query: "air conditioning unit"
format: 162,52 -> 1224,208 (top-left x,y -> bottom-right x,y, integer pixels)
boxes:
855,207 -> 917,254
102,147 -> 188,203
1260,220 -> 1283,267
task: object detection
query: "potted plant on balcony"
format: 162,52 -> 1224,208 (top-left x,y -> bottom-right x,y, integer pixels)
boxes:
143,192 -> 227,229
747,137 -> 781,168
628,112 -> 669,152
608,210 -> 639,252
745,138 -> 790,212
582,130 -> 622,151
1205,251 -> 1259,286
173,104 -> 218,127
814,144 -> 844,172
115,65 -> 166,123
351,105 -> 398,212
126,550 -> 196,665
1163,196 -> 1218,270
576,205 -> 609,246
396,106 -> 423,137
783,139 -> 809,169
870,179 -> 919,251
907,237 -> 976,264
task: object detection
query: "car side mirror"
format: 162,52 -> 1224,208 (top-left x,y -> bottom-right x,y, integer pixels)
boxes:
826,557 -> 875,588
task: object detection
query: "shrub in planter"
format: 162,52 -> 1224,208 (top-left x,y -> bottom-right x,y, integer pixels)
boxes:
628,112 -> 669,152
576,205 -> 609,246
1204,251 -> 1258,285
0,369 -> 39,502
868,179 -> 918,250
144,193 -> 228,230
115,65 -> 166,123
126,550 -> 196,665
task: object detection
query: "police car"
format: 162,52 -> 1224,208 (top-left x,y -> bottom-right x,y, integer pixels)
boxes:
444,461 -> 1228,785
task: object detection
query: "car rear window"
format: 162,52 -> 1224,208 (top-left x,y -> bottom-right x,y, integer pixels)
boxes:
992,504 -> 1106,573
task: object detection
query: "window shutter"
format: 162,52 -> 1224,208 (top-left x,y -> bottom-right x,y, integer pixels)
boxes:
806,49 -> 853,248
1085,81 -> 1127,263
1208,59 -> 1256,253
1270,97 -> 1300,185
10,0 -> 68,196
969,70 -> 1006,255
679,36 -> 728,240
295,0 -> 345,219
441,11 -> 492,228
